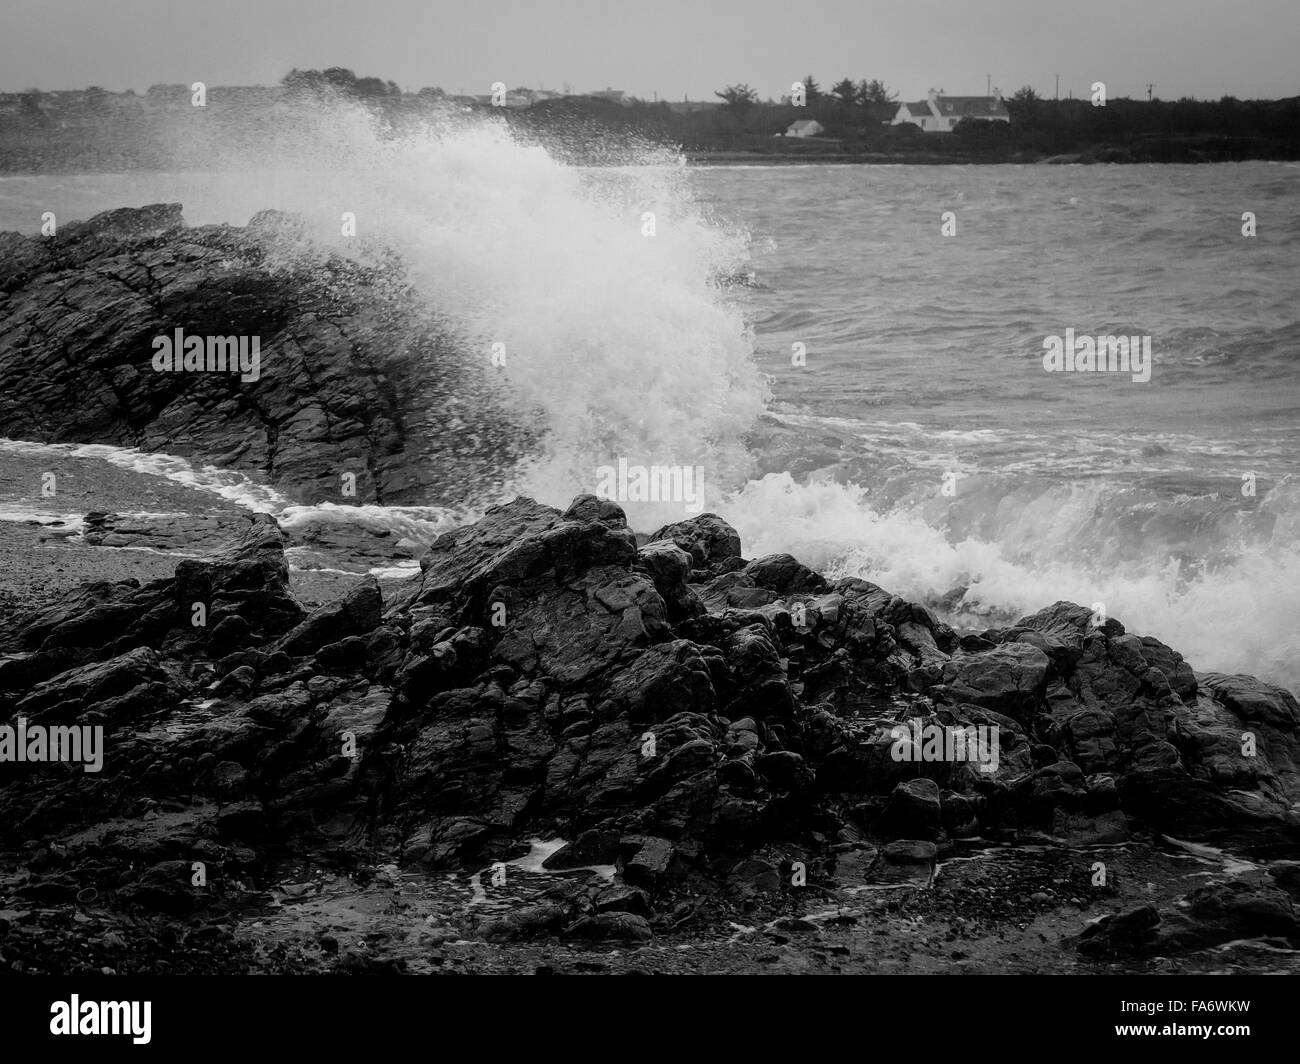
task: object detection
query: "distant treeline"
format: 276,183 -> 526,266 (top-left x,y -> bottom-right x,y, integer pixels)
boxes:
510,84 -> 1300,164
2,68 -> 1298,171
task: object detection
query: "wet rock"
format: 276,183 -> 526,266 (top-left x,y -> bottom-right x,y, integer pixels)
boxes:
1200,673 -> 1300,729
879,778 -> 942,840
562,494 -> 630,529
117,861 -> 201,915
728,857 -> 782,893
646,514 -> 742,570
277,576 -> 382,658
882,840 -> 937,865
635,541 -> 704,622
1077,905 -> 1161,957
940,792 -> 980,837
720,624 -> 795,720
563,912 -> 652,942
939,643 -> 1049,717
15,646 -> 172,723
542,829 -> 621,870
593,884 -> 650,915
1155,882 -> 1300,953
1268,861 -> 1300,900
215,800 -> 267,840
622,837 -> 676,887
755,750 -> 810,790
3,485 -> 1299,955
0,205 -> 522,506
742,554 -> 827,595
478,902 -> 571,943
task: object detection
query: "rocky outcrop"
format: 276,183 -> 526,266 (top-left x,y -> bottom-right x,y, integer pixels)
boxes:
0,204 -> 526,506
1,495 -> 1298,952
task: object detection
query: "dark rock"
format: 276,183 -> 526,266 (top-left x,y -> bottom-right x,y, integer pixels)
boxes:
0,205 -> 524,506
623,837 -> 676,888
755,750 -> 811,790
562,913 -> 652,942
277,576 -> 382,658
742,554 -> 827,595
635,541 -> 704,621
882,840 -> 937,865
542,829 -> 621,870
479,902 -> 571,942
117,861 -> 200,915
1077,905 -> 1161,957
879,777 -> 942,839
728,858 -> 781,893
562,494 -> 630,529
939,643 -> 1049,717
593,884 -> 651,915
1200,673 -> 1300,729
1156,881 -> 1300,952
646,514 -> 742,569
2,482 -> 1298,954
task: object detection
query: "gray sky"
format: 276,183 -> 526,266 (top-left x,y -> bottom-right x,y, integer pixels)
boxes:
2,0 -> 1296,101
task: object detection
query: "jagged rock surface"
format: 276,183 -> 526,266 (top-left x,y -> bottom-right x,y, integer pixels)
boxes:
0,204 -> 525,505
1,495 -> 1298,948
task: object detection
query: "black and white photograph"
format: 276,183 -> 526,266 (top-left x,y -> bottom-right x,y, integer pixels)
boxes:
0,0 -> 1297,1039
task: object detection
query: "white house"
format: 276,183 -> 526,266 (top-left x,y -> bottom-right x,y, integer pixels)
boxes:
785,118 -> 824,138
892,92 -> 1010,132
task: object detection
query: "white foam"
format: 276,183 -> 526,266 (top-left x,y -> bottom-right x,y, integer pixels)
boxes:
0,437 -> 291,512
722,471 -> 1300,693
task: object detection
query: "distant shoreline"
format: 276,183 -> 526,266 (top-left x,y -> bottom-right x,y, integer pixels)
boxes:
3,84 -> 1298,172
4,153 -> 1295,175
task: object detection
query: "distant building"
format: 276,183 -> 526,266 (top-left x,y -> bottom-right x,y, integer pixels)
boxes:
892,92 -> 1010,132
785,118 -> 824,138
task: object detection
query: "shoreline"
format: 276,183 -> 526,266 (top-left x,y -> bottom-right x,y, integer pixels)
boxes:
2,471 -> 1299,974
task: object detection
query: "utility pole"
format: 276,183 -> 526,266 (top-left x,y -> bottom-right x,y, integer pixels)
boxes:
986,73 -> 991,98
1147,82 -> 1155,102
1055,73 -> 1060,101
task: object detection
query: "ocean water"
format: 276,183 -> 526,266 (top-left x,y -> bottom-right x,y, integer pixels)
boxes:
1,104 -> 1297,690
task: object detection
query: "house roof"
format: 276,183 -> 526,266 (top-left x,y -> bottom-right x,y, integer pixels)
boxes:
934,95 -> 1010,117
902,101 -> 935,117
787,119 -> 822,132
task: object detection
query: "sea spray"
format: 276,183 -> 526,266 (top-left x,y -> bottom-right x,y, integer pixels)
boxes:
10,108 -> 1297,694
720,470 -> 1300,692
150,98 -> 769,527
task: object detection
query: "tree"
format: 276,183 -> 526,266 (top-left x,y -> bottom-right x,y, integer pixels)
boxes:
282,68 -> 399,99
1005,85 -> 1041,124
857,79 -> 897,106
800,75 -> 822,102
282,68 -> 326,92
715,83 -> 758,110
353,76 -> 400,98
831,78 -> 859,107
